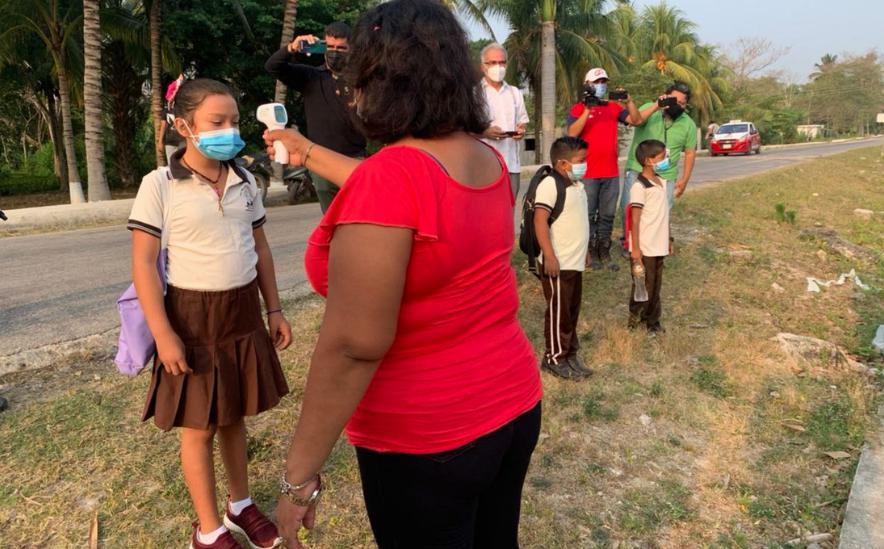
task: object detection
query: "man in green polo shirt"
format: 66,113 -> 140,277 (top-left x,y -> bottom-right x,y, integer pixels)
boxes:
619,82 -> 697,242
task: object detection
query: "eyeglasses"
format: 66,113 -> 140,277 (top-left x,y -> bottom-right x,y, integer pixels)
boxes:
483,61 -> 507,67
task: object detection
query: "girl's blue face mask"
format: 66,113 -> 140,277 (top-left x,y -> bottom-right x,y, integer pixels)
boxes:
183,121 -> 245,161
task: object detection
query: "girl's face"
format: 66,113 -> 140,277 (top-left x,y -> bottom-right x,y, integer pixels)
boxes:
175,93 -> 240,139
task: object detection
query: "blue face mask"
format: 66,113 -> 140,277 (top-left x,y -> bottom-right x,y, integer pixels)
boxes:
654,156 -> 671,173
569,162 -> 587,181
593,83 -> 607,98
184,122 -> 245,161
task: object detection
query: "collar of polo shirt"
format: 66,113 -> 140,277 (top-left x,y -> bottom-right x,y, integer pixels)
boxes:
168,148 -> 250,186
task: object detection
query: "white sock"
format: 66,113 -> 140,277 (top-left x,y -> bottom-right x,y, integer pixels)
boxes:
197,525 -> 227,544
229,496 -> 253,516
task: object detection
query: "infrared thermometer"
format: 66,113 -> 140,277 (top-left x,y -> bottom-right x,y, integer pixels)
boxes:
257,103 -> 289,164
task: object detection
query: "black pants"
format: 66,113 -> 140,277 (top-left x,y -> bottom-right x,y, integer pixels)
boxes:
540,270 -> 582,364
629,256 -> 664,329
355,402 -> 542,549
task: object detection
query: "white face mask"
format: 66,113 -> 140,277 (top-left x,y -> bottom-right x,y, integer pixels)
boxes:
486,65 -> 506,83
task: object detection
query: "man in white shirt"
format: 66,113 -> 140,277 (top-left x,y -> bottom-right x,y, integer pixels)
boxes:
479,43 -> 530,200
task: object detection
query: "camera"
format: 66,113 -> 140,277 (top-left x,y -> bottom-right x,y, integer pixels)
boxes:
583,85 -> 605,107
609,88 -> 628,101
657,96 -> 679,109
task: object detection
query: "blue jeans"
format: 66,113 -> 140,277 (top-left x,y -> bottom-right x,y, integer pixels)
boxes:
619,170 -> 640,238
585,177 -> 619,242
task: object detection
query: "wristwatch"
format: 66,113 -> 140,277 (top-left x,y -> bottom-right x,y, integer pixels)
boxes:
280,473 -> 322,507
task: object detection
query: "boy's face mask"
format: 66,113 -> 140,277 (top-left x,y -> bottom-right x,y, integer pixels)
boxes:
568,161 -> 587,181
653,155 -> 671,173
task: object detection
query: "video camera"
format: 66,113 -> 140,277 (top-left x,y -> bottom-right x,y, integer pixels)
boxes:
582,84 -> 606,107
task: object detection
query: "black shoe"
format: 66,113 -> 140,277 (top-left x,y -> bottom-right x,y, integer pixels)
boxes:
541,357 -> 579,379
587,239 -> 600,270
598,239 -> 620,272
567,356 -> 594,377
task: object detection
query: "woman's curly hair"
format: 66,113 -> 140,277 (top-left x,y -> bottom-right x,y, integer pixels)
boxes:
342,0 -> 489,143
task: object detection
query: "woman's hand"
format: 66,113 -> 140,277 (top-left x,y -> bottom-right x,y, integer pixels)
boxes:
269,312 -> 293,351
264,129 -> 312,166
156,332 -> 191,375
276,478 -> 320,549
631,248 -> 643,262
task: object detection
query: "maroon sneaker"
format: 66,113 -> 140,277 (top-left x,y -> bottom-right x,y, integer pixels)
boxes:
189,521 -> 243,549
223,499 -> 283,549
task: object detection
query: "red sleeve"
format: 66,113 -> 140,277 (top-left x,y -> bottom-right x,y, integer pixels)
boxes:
569,103 -> 586,118
610,102 -> 625,116
310,147 -> 441,247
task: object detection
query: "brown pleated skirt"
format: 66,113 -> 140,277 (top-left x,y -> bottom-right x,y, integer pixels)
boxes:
142,279 -> 289,431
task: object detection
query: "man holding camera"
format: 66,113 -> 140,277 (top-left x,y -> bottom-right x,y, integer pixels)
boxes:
619,82 -> 697,244
567,68 -> 642,270
479,43 -> 529,200
265,22 -> 366,213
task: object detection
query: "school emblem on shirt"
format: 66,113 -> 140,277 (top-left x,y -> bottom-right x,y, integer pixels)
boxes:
241,185 -> 256,211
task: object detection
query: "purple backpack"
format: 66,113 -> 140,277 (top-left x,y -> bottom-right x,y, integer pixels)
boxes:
114,169 -> 172,376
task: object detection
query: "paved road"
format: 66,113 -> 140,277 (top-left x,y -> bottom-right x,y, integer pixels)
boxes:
1,137 -> 881,356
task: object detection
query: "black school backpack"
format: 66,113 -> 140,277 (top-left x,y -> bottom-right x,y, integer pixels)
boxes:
518,166 -> 569,274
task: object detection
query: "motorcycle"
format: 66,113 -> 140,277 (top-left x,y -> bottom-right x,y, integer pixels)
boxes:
235,151 -> 315,205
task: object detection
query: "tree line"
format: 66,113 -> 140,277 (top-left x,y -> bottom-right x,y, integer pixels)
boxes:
1,0 -> 881,204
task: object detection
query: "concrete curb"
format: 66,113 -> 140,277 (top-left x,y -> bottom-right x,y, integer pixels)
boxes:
2,199 -> 135,232
839,402 -> 884,548
1,186 -> 290,233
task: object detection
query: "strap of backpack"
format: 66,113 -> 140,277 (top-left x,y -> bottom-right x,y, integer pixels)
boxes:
548,171 -> 570,223
159,167 -> 173,250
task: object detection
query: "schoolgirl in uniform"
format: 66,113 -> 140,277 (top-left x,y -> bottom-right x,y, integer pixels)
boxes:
129,78 -> 291,549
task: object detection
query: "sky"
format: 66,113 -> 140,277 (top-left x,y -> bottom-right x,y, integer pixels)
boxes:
463,0 -> 884,83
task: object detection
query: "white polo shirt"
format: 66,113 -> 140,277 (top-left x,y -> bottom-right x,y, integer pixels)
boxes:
127,151 -> 267,291
628,175 -> 670,257
535,175 -> 590,272
480,79 -> 530,174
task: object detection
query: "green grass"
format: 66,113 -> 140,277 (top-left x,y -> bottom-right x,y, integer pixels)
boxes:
1,146 -> 882,547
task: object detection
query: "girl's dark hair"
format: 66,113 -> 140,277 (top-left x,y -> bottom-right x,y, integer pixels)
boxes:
550,136 -> 588,164
172,78 -> 235,122
635,139 -> 667,165
342,0 -> 489,143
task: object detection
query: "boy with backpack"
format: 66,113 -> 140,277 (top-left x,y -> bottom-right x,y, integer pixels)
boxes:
625,139 -> 671,333
521,136 -> 593,379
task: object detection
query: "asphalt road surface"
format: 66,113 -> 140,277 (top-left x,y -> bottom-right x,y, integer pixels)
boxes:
1,137 -> 881,356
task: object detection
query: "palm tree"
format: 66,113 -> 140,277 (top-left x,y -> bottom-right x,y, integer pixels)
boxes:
274,0 -> 299,104
1,0 -> 86,203
83,0 -> 111,201
810,53 -> 838,80
633,3 -> 724,121
148,0 -> 164,167
0,33 -> 69,187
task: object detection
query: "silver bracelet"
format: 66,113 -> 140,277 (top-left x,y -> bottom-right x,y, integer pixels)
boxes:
280,473 -> 322,507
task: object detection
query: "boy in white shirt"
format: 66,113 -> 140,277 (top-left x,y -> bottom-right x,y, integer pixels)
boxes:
534,136 -> 593,380
626,139 -> 671,333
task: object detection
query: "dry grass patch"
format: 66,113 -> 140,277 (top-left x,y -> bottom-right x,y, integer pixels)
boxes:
0,147 -> 882,547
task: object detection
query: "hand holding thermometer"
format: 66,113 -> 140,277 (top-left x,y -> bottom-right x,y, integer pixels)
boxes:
257,103 -> 289,164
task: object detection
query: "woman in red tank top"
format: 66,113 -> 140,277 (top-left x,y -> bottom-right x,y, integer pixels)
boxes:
265,1 -> 542,547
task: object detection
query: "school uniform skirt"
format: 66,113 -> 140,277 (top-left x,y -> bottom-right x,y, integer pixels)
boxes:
142,279 -> 289,431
